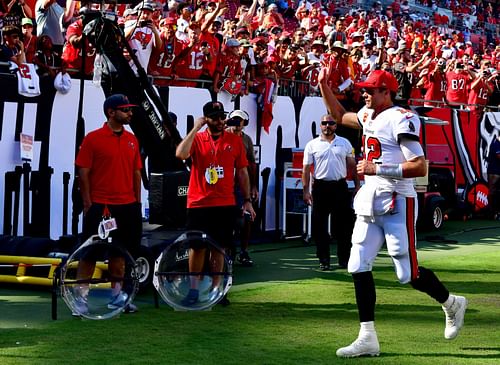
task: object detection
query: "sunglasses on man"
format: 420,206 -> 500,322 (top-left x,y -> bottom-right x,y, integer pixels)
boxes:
321,120 -> 336,126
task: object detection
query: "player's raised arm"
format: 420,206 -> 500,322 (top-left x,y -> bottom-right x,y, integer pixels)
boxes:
318,67 -> 360,130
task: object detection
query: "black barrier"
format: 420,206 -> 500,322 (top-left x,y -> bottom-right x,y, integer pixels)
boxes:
3,168 -> 22,235
29,167 -> 54,237
149,171 -> 189,229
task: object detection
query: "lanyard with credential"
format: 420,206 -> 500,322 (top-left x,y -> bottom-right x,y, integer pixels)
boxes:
206,132 -> 223,185
98,205 -> 117,240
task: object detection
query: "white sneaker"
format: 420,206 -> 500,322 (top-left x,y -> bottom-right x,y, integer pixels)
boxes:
71,297 -> 88,317
336,332 -> 380,358
443,295 -> 467,340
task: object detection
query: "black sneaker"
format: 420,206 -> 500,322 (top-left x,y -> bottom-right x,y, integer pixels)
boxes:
123,303 -> 138,313
319,263 -> 331,271
237,251 -> 254,267
338,262 -> 348,269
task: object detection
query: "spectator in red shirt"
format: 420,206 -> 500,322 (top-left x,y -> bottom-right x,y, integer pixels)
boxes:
150,17 -> 186,87
199,1 -> 226,81
324,41 -> 350,100
171,22 -> 210,87
61,17 -> 96,76
391,0 -> 401,14
446,60 -> 474,108
21,17 -> 37,63
250,35 -> 268,63
276,42 -> 302,91
419,58 -> 448,107
213,38 -> 243,96
468,60 -> 495,113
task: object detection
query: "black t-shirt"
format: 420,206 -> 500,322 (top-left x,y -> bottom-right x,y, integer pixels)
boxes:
394,62 -> 411,103
2,3 -> 25,28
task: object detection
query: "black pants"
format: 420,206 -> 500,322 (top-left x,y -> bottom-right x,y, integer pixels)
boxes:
82,202 -> 143,257
311,179 -> 353,266
186,206 -> 237,251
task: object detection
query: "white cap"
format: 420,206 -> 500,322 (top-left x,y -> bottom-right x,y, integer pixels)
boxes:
228,109 -> 249,125
54,72 -> 72,94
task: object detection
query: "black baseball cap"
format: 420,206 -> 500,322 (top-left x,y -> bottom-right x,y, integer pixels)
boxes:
203,101 -> 227,118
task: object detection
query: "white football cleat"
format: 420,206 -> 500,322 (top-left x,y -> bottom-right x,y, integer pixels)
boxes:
443,295 -> 468,340
336,332 -> 380,358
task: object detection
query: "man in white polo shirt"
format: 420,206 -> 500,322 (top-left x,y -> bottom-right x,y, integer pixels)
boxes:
302,114 -> 359,270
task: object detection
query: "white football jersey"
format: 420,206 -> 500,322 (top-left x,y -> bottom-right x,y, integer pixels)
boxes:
357,105 -> 422,198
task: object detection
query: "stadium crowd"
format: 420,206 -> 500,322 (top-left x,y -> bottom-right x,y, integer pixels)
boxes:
0,0 -> 500,109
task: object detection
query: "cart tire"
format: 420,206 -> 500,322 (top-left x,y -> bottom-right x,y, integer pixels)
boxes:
134,246 -> 155,291
425,197 -> 445,230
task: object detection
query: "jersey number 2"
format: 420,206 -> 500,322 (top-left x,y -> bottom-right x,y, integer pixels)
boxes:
364,136 -> 382,161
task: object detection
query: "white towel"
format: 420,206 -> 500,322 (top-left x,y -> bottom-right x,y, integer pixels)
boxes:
353,184 -> 376,217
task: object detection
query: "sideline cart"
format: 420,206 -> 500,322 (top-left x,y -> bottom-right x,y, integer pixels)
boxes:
281,151 -> 312,242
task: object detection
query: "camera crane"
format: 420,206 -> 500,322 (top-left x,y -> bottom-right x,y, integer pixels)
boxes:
72,2 -> 184,234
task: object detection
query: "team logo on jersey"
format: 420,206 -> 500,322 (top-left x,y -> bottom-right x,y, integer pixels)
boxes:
131,30 -> 153,50
408,121 -> 415,132
363,112 -> 368,124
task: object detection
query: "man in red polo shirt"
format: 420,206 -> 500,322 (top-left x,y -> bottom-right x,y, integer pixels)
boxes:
74,94 -> 143,315
176,101 -> 256,306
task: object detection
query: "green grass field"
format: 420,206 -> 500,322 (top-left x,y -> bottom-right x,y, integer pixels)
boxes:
1,220 -> 499,365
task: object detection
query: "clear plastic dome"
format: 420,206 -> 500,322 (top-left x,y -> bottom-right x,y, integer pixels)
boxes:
153,231 -> 232,311
60,235 -> 139,320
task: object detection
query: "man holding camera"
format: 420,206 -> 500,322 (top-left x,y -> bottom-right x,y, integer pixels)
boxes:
393,46 -> 431,108
445,59 -> 473,109
125,2 -> 162,73
468,60 -> 495,115
420,58 -> 447,108
176,101 -> 256,305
